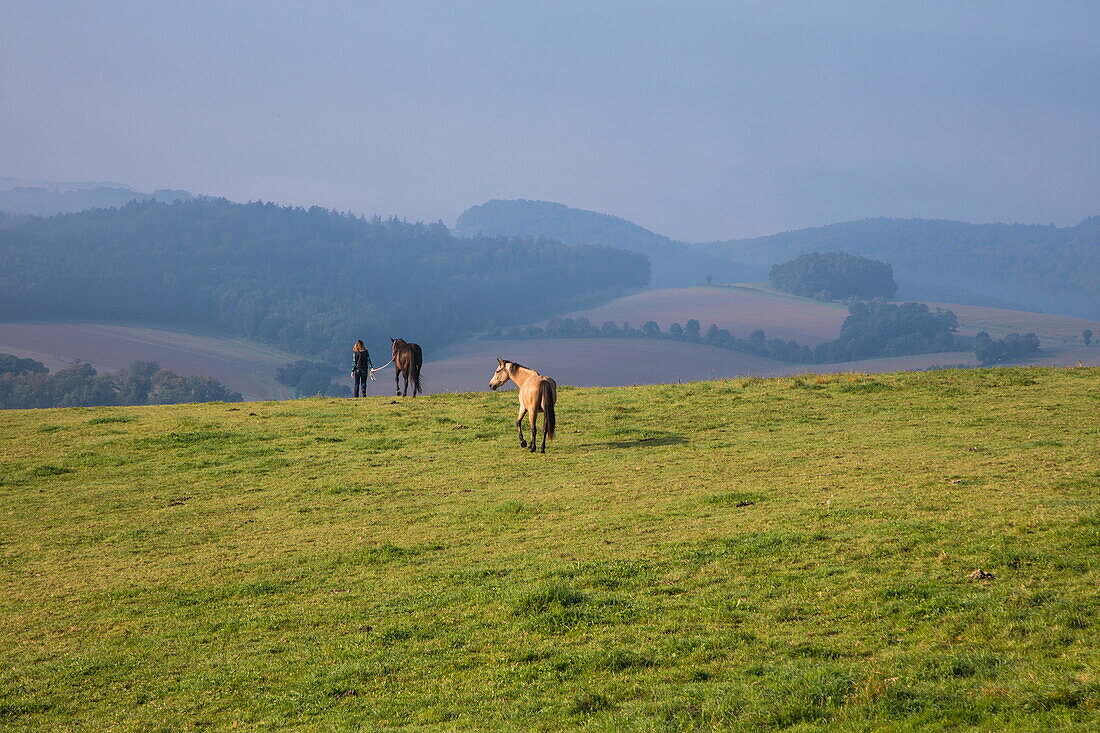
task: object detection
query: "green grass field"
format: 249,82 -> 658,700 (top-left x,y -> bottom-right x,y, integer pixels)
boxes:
2,368 -> 1098,730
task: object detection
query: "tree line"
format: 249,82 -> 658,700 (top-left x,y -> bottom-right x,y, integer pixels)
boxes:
489,300 -> 972,364
0,355 -> 242,409
0,199 -> 650,366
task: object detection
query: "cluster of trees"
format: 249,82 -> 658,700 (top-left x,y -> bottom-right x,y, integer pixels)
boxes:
0,199 -> 649,365
275,360 -> 350,397
974,332 -> 1040,365
490,300 -> 960,364
769,252 -> 898,300
0,356 -> 242,409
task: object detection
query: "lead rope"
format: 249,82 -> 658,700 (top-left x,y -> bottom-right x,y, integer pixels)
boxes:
369,358 -> 394,380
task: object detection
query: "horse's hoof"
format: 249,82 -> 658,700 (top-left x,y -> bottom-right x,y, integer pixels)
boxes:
520,441 -> 527,448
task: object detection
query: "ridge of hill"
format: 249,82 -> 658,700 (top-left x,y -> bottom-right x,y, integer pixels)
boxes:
0,179 -> 194,216
457,199 -> 764,287
0,199 -> 649,364
456,199 -> 1100,318
2,368 -> 1097,729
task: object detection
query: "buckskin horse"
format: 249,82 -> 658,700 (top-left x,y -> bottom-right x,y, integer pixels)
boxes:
390,338 -> 423,397
488,358 -> 557,453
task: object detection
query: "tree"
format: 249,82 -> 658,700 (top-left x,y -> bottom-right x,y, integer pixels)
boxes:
668,322 -> 683,338
296,370 -> 334,397
642,321 -> 661,337
974,331 -> 1040,365
769,252 -> 897,300
118,361 -> 159,405
1084,329 -> 1093,347
0,354 -> 47,375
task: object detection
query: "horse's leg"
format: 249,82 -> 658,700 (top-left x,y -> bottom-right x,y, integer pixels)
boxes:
529,407 -> 538,453
516,405 -> 527,448
402,370 -> 409,397
394,367 -> 401,396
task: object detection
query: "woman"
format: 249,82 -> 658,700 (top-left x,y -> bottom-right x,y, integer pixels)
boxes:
351,340 -> 373,397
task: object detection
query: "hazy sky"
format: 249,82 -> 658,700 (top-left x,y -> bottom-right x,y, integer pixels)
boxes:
3,1 -> 1098,239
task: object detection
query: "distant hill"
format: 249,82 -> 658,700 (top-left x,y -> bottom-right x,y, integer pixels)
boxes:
0,199 -> 648,364
456,200 -> 1100,318
705,216 -> 1100,318
0,179 -> 193,216
457,199 -> 765,288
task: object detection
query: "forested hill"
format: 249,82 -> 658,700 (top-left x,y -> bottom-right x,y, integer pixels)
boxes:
703,217 -> 1100,318
457,200 -> 1100,318
0,199 -> 649,363
456,199 -> 764,287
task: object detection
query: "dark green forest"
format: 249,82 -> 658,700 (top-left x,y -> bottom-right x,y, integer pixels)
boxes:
458,199 -> 1100,317
769,252 -> 897,300
0,199 -> 649,364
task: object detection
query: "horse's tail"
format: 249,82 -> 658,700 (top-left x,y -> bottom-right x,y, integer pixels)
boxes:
540,380 -> 555,440
411,344 -> 423,396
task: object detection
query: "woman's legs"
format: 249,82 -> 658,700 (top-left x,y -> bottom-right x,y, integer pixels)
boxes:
354,372 -> 367,397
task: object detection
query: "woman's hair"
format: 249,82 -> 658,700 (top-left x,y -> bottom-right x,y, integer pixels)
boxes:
353,340 -> 366,351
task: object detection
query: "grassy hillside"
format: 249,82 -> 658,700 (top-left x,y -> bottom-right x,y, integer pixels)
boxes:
2,368 -> 1098,730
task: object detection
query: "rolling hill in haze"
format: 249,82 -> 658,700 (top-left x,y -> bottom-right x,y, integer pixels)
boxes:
457,200 -> 765,288
0,178 -> 194,216
457,200 -> 1100,319
0,199 -> 648,366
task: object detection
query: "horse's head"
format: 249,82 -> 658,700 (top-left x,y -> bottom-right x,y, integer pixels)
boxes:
488,357 -> 510,391
391,338 -> 405,356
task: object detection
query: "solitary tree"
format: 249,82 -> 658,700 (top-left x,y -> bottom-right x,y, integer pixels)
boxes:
1084,328 -> 1093,347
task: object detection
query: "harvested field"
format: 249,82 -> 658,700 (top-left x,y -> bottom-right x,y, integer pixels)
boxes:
423,338 -> 787,393
0,322 -> 297,400
551,286 -> 848,344
925,302 -> 1100,342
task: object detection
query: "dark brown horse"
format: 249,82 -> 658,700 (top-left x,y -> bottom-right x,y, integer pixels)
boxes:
390,338 -> 423,397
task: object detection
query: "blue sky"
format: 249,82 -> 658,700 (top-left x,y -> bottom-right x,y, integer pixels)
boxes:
2,1 -> 1098,239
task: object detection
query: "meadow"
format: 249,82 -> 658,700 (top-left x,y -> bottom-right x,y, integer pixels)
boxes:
1,367 -> 1098,730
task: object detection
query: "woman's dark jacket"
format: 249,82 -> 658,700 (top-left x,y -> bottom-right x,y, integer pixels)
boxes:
353,350 -> 373,372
